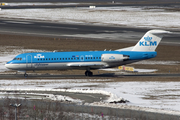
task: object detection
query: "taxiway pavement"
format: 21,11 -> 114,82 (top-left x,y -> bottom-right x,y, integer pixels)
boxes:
0,18 -> 180,45
0,73 -> 180,79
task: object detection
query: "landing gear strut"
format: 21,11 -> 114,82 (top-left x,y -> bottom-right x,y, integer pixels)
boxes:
85,71 -> 93,76
24,73 -> 28,77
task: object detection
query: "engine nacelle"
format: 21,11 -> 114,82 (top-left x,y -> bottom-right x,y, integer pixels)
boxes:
101,54 -> 129,62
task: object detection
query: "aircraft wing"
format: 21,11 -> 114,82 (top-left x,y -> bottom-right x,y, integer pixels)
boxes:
67,63 -> 106,68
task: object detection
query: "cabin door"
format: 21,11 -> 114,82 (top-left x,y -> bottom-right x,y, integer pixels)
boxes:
80,55 -> 84,61
26,55 -> 32,68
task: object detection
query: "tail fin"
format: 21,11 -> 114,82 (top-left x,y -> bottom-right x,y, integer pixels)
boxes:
132,30 -> 171,51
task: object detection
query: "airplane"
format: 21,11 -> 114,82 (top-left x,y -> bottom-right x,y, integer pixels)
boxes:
5,30 -> 171,77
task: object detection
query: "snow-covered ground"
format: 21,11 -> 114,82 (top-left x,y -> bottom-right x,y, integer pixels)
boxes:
0,6 -> 180,29
7,2 -> 80,6
133,60 -> 180,65
0,79 -> 180,113
100,68 -> 158,73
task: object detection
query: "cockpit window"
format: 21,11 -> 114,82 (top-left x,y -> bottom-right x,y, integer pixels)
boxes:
13,58 -> 22,61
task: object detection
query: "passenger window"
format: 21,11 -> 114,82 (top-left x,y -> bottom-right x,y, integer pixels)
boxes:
40,59 -> 42,60
99,57 -> 101,59
62,58 -> 64,60
43,58 -> 45,60
46,58 -> 48,60
86,57 -> 87,59
71,58 -> 73,60
52,58 -> 53,60
38,59 -> 39,60
54,58 -> 56,60
93,57 -> 95,59
77,58 -> 79,60
49,58 -> 50,60
96,57 -> 98,59
60,58 -> 61,60
65,58 -> 67,60
57,58 -> 58,60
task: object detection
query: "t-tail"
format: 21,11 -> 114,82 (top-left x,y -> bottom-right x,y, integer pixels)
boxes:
132,30 -> 171,51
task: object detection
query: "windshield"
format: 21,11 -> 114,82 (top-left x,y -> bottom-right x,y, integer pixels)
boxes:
13,58 -> 22,61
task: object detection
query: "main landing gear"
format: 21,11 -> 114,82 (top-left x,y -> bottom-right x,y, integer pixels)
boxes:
24,73 -> 28,77
85,71 -> 93,76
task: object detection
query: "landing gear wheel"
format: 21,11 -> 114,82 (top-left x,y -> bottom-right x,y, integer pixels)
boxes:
24,73 -> 28,77
85,71 -> 93,76
85,71 -> 88,76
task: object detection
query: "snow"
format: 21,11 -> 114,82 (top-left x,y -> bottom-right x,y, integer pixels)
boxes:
0,79 -> 180,113
99,68 -> 157,72
133,60 -> 180,65
8,2 -> 79,6
0,6 -> 180,29
134,69 -> 157,72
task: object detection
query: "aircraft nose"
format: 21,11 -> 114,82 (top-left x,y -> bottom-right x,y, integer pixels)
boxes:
5,62 -> 13,69
5,63 -> 10,69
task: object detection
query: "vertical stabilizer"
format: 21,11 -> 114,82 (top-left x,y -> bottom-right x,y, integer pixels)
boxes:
132,30 -> 171,51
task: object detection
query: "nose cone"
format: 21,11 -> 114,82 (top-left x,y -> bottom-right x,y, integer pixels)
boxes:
5,63 -> 12,69
5,61 -> 15,69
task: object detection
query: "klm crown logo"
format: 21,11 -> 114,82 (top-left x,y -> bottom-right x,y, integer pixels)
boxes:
139,36 -> 157,46
144,36 -> 152,41
109,56 -> 115,59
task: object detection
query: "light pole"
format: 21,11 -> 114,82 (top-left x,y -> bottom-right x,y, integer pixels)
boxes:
10,103 -> 22,120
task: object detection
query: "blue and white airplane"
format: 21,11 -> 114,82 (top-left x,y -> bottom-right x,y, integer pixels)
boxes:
5,30 -> 171,77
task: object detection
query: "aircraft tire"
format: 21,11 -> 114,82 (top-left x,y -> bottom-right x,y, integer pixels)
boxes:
85,71 -> 93,76
85,71 -> 88,76
24,73 -> 28,77
88,71 -> 93,76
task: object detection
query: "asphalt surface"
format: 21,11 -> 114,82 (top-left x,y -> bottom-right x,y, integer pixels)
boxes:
1,73 -> 180,79
0,0 -> 179,2
0,90 -> 108,103
0,18 -> 180,45
2,3 -> 180,9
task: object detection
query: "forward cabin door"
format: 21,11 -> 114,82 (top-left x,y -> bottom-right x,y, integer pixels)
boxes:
26,55 -> 32,68
80,55 -> 84,62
